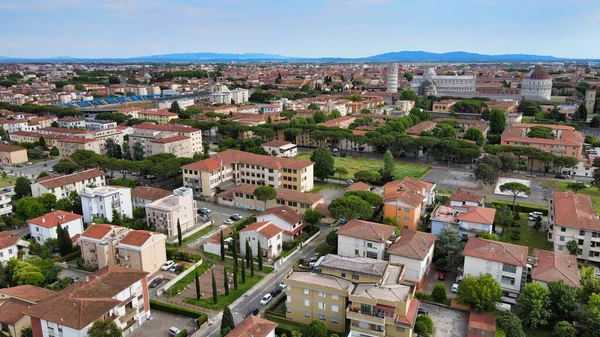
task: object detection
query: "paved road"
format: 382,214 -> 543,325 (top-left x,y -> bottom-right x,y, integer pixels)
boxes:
7,159 -> 60,180
419,302 -> 468,337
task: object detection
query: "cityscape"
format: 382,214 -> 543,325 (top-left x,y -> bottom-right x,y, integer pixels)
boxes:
0,1 -> 599,337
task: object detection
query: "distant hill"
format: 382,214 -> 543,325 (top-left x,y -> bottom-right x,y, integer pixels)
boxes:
364,50 -> 562,62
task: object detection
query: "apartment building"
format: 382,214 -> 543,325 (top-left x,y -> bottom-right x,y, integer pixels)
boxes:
262,140 -> 298,158
56,136 -> 100,159
0,285 -> 55,337
530,249 -> 580,288
80,186 -> 133,223
57,117 -> 85,129
384,178 -> 436,207
0,233 -> 20,263
446,190 -> 484,207
27,211 -> 84,244
382,189 -> 424,231
138,109 -> 178,124
463,237 -> 528,297
0,191 -> 12,216
181,149 -> 314,198
26,265 -> 150,337
548,191 -> 600,263
86,120 -> 117,131
128,123 -> 202,158
337,219 -> 396,260
501,123 -> 584,161
131,186 -> 172,209
387,230 -> 436,290
256,206 -> 305,241
31,169 -> 106,199
80,224 -> 128,268
431,204 -> 496,238
239,221 -> 283,259
116,230 -> 167,274
216,184 -> 324,214
225,315 -> 276,337
145,187 -> 197,238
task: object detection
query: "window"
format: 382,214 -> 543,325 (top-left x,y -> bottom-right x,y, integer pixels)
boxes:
580,230 -> 586,236
318,314 -> 325,320
396,327 -> 406,332
304,289 -> 309,295
287,295 -> 291,302
332,294 -> 339,300
404,217 -> 409,221
36,227 -> 39,232
352,274 -> 360,280
366,251 -> 378,259
579,239 -> 584,245
331,317 -> 339,324
305,299 -> 310,306
502,264 -> 517,273
286,307 -> 291,313
304,311 -> 310,318
360,303 -> 371,313
331,305 -> 339,312
404,208 -> 410,213
318,302 -> 326,309
318,291 -> 325,297
367,242 -> 373,248
340,273 -> 346,278
354,249 -> 359,255
501,276 -> 516,286
559,236 -> 565,242
560,227 -> 566,232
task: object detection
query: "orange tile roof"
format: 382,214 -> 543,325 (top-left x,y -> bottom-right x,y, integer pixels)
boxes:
131,186 -> 172,201
257,206 -> 303,226
463,237 -> 528,267
241,221 -> 283,239
150,135 -> 189,143
0,234 -> 19,250
447,190 -> 483,204
81,224 -> 122,240
118,230 -> 161,247
337,219 -> 395,243
36,169 -> 104,189
314,203 -> 331,217
395,298 -> 419,327
225,315 -> 277,337
346,181 -> 372,191
27,211 -> 82,229
468,311 -> 496,336
457,206 -> 496,225
552,191 -> 600,230
0,298 -> 30,325
133,123 -> 200,133
262,140 -> 292,147
387,230 -> 436,260
531,249 -> 580,288
0,144 -> 26,153
217,184 -> 323,205
384,189 -> 424,207
182,149 -> 313,172
0,285 -> 55,303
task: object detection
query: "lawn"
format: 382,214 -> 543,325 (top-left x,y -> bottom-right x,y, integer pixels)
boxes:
202,252 -> 273,274
501,212 -> 553,254
0,176 -> 17,188
166,225 -> 216,248
183,273 -> 264,310
167,261 -> 214,297
309,182 -> 342,194
295,153 -> 431,181
557,181 -> 600,214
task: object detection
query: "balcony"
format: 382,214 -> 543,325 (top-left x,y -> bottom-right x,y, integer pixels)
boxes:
119,307 -> 137,323
111,201 -> 121,209
349,324 -> 385,337
346,305 -> 385,325
118,253 -> 130,260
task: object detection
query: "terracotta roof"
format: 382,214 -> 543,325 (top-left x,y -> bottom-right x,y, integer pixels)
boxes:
463,237 -> 528,267
217,184 -> 323,205
395,298 -> 419,327
118,230 -> 162,247
139,109 -> 178,117
35,169 -> 104,189
346,181 -> 372,191
0,285 -> 55,303
208,228 -> 233,244
0,298 -> 30,325
241,221 -> 283,239
131,186 -> 172,201
133,123 -> 200,133
0,144 -> 26,153
150,135 -> 189,144
387,230 -> 436,260
0,234 -> 19,250
448,190 -> 483,204
406,121 -> 436,135
337,219 -> 395,243
40,127 -> 87,135
262,140 -> 292,147
257,206 -> 303,226
182,149 -> 313,172
81,224 -> 123,240
314,203 -> 331,217
27,210 -> 83,229
552,191 -> 600,230
225,315 -> 277,337
468,311 -> 496,336
501,124 -> 584,148
531,249 -> 580,288
25,265 -> 148,330
383,189 -> 424,208
529,64 -> 551,80
457,206 -> 496,225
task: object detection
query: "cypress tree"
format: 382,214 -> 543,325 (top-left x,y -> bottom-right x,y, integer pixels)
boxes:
219,229 -> 225,261
220,306 -> 235,336
250,244 -> 254,277
257,241 -> 263,271
232,236 -> 237,261
211,270 -> 217,304
56,223 -> 73,256
177,219 -> 182,247
233,260 -> 238,290
223,267 -> 229,296
245,239 -> 251,268
241,255 -> 246,284
195,268 -> 200,300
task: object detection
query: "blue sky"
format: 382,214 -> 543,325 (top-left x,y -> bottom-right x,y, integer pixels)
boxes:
1,0 -> 599,59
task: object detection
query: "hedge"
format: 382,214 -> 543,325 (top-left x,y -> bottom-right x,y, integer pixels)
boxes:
265,295 -> 286,318
53,248 -> 81,262
174,330 -> 188,337
149,300 -> 208,325
233,215 -> 256,232
166,249 -> 201,263
491,201 -> 548,215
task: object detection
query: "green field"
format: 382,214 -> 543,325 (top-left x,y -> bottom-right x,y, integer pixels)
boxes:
557,181 -> 600,214
167,261 -> 214,297
295,153 -> 431,181
0,176 -> 17,188
501,212 -> 553,254
183,273 -> 264,310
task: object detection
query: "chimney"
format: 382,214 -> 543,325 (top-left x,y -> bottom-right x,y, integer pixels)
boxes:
85,276 -> 89,283
42,218 -> 45,223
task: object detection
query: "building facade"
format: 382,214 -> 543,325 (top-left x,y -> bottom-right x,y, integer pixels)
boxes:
31,169 -> 106,199
145,187 -> 197,238
410,68 -> 476,96
27,211 -> 84,244
337,219 -> 396,260
521,64 -> 552,101
80,186 -> 133,223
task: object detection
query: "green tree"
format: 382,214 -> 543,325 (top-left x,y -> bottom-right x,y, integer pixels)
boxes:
325,229 -> 338,252
10,260 -> 45,286
591,115 -> 600,127
457,274 -> 502,313
548,280 -> 579,323
313,111 -> 326,124
499,182 -> 531,214
302,319 -> 328,337
434,227 -> 465,272
245,239 -> 251,268
580,266 -> 600,303
220,229 -> 225,261
495,312 -> 526,337
195,268 -> 201,300
253,186 -> 277,210
307,103 -> 319,110
464,127 -> 485,145
417,315 -> 434,334
489,109 -> 507,134
37,171 -> 49,179
552,321 -> 576,337
211,270 -> 217,304
241,255 -> 246,284
497,153 -> 517,173
49,147 -> 59,156
476,232 -> 497,240
310,147 -> 335,180
474,163 -> 499,185
414,320 -> 429,337
432,284 -> 447,303
14,177 -> 31,199
133,141 -> 144,161
39,193 -> 57,211
53,159 -> 78,174
111,209 -> 121,226
516,283 -> 550,329
573,103 -> 588,121
381,150 -> 395,182
257,241 -> 263,271
55,197 -> 72,212
88,320 -> 122,337
220,306 -> 235,336
56,223 -> 73,256
328,195 -> 373,221
584,293 -> 600,337
566,182 -> 586,193
435,124 -> 456,138
566,240 -> 579,256
304,209 -> 323,226
334,167 -> 348,181
177,219 -> 182,247
345,190 -> 383,208
105,138 -> 122,159
20,327 -> 33,337
15,197 -> 46,221
169,101 -> 181,114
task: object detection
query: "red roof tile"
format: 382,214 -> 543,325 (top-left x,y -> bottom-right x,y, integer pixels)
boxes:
118,230 -> 162,247
182,149 -> 313,172
387,230 -> 436,260
225,315 -> 277,337
531,249 -> 580,288
27,211 -> 82,229
35,169 -> 104,189
463,237 -> 528,267
337,219 -> 395,243
131,186 -> 172,201
81,224 -> 122,240
257,206 -> 303,226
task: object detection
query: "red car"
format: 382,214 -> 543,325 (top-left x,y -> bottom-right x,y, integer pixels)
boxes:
438,272 -> 446,281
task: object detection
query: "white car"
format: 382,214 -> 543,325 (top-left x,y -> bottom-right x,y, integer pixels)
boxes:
224,219 -> 234,224
161,260 -> 175,271
260,294 -> 273,306
201,207 -> 211,213
451,283 -> 459,293
279,282 -> 287,290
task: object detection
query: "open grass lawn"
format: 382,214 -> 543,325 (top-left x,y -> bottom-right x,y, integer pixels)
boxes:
0,176 -> 17,188
295,153 -> 431,181
557,181 -> 600,214
182,225 -> 216,247
168,261 -> 214,297
309,182 -> 342,194
183,273 -> 264,310
501,212 -> 553,254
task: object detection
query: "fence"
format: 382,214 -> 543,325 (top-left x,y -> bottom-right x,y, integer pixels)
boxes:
156,259 -> 204,298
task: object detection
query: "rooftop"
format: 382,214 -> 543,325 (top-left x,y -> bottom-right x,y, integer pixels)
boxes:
182,149 -> 313,172
531,249 -> 580,288
337,219 -> 395,243
35,169 -> 104,190
0,285 -> 55,304
118,230 -> 163,247
131,186 -> 172,201
27,210 -> 83,229
81,224 -> 123,240
225,315 -> 277,337
463,237 -> 528,267
286,271 -> 354,291
387,230 -> 436,260
320,254 -> 390,278
552,191 -> 600,230
257,206 -> 303,226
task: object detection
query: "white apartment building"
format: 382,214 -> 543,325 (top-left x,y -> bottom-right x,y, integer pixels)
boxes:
57,118 -> 86,129
336,219 -> 396,260
145,187 -> 197,238
231,88 -> 249,104
27,211 -> 84,244
256,206 -> 305,241
387,230 -> 436,290
31,169 -> 106,199
262,140 -> 298,158
80,186 -> 133,223
463,237 -> 528,297
86,120 -> 117,131
157,97 -> 195,110
0,191 -> 12,216
0,234 -> 20,263
128,123 -> 202,159
239,221 -> 283,259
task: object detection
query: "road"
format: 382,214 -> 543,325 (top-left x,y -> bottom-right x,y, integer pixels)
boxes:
6,159 -> 60,180
194,224 -> 336,337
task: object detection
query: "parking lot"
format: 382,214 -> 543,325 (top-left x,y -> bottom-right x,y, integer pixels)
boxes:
422,269 -> 460,300
128,310 -> 198,337
419,302 -> 469,337
194,201 -> 254,227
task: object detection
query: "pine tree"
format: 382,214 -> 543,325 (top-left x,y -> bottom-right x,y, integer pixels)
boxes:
219,229 -> 225,261
241,255 -> 246,284
223,267 -> 229,296
257,241 -> 263,271
220,306 -> 235,336
111,209 -> 121,226
211,270 -> 217,304
177,219 -> 182,247
56,223 -> 73,256
195,269 -> 200,300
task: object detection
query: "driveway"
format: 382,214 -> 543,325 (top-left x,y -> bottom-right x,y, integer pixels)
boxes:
194,201 -> 254,226
422,269 -> 460,299
129,310 -> 198,337
58,268 -> 90,281
419,302 -> 468,337
316,186 -> 345,203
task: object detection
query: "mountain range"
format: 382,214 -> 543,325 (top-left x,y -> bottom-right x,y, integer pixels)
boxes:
0,50 -> 591,63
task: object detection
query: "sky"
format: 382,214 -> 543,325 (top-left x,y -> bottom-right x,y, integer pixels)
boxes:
1,0 -> 599,59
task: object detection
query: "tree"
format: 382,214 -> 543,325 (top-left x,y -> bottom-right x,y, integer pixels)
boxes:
497,153 -> 517,173
381,150 -> 395,182
169,101 -> 181,114
552,321 -> 576,337
310,147 -> 335,180
88,320 -> 122,337
334,167 -> 348,181
14,177 -> 31,199
253,186 -> 277,210
20,327 -> 33,337
434,227 -> 465,272
580,266 -> 600,304
302,319 -> 328,337
414,320 -> 429,337
566,240 -> 579,256
464,127 -> 485,145
53,159 -> 78,174
194,268 -> 201,300
133,141 -> 144,161
211,270 -> 217,304
573,103 -> 588,121
105,138 -> 122,159
111,209 -> 121,226
220,230 -> 225,261
499,182 -> 531,214
435,124 -> 456,138
177,219 -> 182,246
56,223 -> 73,256
223,267 -> 229,296
382,216 -> 400,228
49,146 -> 59,156
476,232 -> 497,240
475,163 -> 499,185
221,306 -> 235,336
304,209 -> 322,226
313,111 -> 326,124
241,255 -> 246,284
325,230 -> 338,252
489,109 -> 507,134
37,171 -> 49,179
328,195 -> 374,221
417,315 -> 434,334
584,293 -> 600,337
307,103 -> 319,110
10,260 -> 45,286
245,239 -> 252,268
432,284 -> 447,303
495,312 -> 526,337
566,182 -> 586,193
516,282 -> 550,329
591,115 -> 600,127
457,274 -> 502,313
39,193 -> 57,211
257,241 -> 263,270
547,280 -> 579,323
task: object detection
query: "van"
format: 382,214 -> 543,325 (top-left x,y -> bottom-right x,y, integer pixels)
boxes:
168,327 -> 181,337
495,302 -> 512,312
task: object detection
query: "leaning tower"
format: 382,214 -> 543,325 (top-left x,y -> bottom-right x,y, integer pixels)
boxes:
586,90 -> 596,114
387,62 -> 398,93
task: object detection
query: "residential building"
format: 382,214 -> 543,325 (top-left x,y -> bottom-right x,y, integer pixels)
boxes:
548,191 -> 600,263
337,219 -> 396,260
0,285 -> 55,337
346,181 -> 372,192
446,190 -> 484,207
262,140 -> 298,158
157,98 -> 195,110
431,204 -> 496,238
501,124 -> 584,161
130,186 -> 172,209
116,230 -> 167,274
27,211 -> 84,244
463,237 -> 528,297
382,189 -> 424,231
26,265 -> 151,337
138,109 -> 178,124
128,123 -> 202,158
80,186 -> 133,223
80,224 -> 129,269
406,121 -> 436,136
530,249 -> 580,288
203,228 -> 232,256
56,137 -> 100,159
31,169 -> 106,199
256,206 -> 305,241
394,100 -> 415,114
225,315 -> 277,337
216,184 -> 324,214
431,100 -> 458,112
57,117 -> 85,129
150,135 -> 192,158
0,232 -> 20,262
0,191 -> 12,216
262,104 -> 282,114
384,178 -> 436,207
145,187 -> 197,238
0,144 -> 28,165
86,120 -> 117,131
387,230 -> 436,290
181,149 -> 314,198
239,221 -> 283,259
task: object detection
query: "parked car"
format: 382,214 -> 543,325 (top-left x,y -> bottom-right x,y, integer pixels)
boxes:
279,282 -> 287,290
555,174 -> 569,179
200,207 -> 211,213
230,214 -> 242,221
224,219 -> 234,225
529,212 -> 543,217
149,278 -> 163,288
438,272 -> 445,281
246,307 -> 259,317
161,260 -> 175,271
168,265 -> 178,273
25,162 -> 33,166
168,327 -> 181,337
43,163 -> 48,167
144,175 -> 156,179
339,218 -> 348,225
451,283 -> 460,293
456,274 -> 463,283
49,168 -> 55,172
68,276 -> 79,283
260,294 -> 273,305
346,179 -> 354,184
2,188 -> 10,193
15,163 -> 23,168
529,216 -> 541,221
271,288 -> 282,297
418,307 -> 429,315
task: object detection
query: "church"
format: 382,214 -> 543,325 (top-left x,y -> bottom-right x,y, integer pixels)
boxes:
410,67 -> 477,96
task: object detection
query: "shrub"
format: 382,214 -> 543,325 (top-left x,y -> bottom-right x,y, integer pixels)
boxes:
53,247 -> 81,262
415,292 -> 432,301
417,314 -> 434,333
149,300 -> 208,325
340,152 -> 347,158
514,213 -> 521,220
491,201 -> 547,215
174,329 -> 188,337
432,284 -> 447,303
512,230 -> 521,235
510,234 -> 520,241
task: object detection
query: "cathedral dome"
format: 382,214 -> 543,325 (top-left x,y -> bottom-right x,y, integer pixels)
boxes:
528,64 -> 551,80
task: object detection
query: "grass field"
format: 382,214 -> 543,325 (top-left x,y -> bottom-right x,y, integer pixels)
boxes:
309,182 -> 342,194
0,176 -> 17,189
167,261 -> 214,297
295,153 -> 431,181
557,181 -> 600,214
501,212 -> 553,254
166,225 -> 216,248
183,273 -> 264,310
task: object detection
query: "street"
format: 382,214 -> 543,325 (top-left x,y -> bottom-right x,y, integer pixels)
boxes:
6,159 -> 60,180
